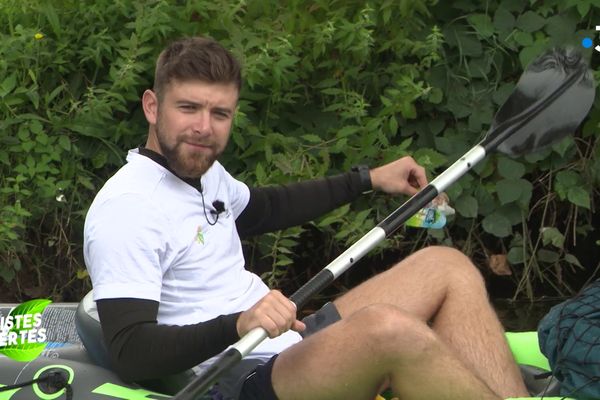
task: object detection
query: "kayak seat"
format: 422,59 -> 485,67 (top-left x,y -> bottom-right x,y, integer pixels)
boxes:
75,290 -> 112,369
520,364 -> 561,397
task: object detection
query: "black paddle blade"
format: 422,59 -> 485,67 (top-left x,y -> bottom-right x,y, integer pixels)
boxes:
488,47 -> 595,157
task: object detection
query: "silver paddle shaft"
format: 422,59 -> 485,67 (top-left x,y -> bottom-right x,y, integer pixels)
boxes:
233,144 -> 487,358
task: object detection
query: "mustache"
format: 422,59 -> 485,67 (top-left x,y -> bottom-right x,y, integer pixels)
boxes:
182,139 -> 215,148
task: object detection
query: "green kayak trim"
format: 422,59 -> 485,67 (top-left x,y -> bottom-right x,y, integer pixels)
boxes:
505,331 -> 571,400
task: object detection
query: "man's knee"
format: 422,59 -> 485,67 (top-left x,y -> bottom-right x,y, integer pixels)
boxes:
347,304 -> 437,357
404,246 -> 485,286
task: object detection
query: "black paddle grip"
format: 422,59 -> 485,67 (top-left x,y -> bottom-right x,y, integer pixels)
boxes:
378,185 -> 438,236
289,269 -> 335,309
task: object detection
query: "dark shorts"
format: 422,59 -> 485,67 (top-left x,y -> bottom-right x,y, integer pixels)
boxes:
237,301 -> 341,400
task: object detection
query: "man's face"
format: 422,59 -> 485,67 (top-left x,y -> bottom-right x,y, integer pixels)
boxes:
144,79 -> 238,178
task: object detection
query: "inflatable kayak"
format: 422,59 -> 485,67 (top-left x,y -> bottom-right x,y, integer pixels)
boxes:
0,302 -> 569,400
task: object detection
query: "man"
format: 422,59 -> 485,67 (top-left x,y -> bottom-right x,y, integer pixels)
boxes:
84,36 -> 528,400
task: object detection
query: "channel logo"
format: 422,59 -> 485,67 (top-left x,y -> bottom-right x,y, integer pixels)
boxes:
582,26 -> 600,52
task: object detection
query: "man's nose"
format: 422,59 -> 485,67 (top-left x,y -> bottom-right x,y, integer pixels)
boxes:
192,111 -> 211,135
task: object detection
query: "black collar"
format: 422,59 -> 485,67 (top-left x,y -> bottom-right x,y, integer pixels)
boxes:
137,146 -> 202,192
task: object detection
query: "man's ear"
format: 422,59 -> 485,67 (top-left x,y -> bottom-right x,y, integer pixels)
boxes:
142,90 -> 158,125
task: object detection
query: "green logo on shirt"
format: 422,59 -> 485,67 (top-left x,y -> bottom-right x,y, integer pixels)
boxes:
196,225 -> 204,244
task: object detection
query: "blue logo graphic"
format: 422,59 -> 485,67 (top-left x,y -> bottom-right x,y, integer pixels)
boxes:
582,26 -> 600,52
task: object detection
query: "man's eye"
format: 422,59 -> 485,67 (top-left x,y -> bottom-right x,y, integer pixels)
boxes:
180,104 -> 196,111
214,111 -> 229,119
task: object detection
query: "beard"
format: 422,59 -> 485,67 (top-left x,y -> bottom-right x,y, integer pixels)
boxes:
155,124 -> 222,179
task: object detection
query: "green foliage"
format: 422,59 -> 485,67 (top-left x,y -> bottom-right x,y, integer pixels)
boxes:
0,0 -> 598,300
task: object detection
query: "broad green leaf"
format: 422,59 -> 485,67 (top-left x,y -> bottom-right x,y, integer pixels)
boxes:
475,185 -> 496,216
330,138 -> 348,154
475,159 -> 495,179
26,89 -> 40,109
455,195 -> 478,218
426,87 -> 443,105
482,213 -> 513,237
564,254 -> 583,268
516,11 -> 546,33
337,125 -> 360,138
541,227 -> 565,249
0,268 -> 15,283
545,14 -> 577,42
493,7 -> 516,32
301,134 -> 322,143
577,2 -> 591,18
0,73 -> 17,98
552,137 -> 574,158
58,135 -> 71,151
427,119 -> 445,135
389,116 -> 398,135
517,180 -> 533,209
35,132 -> 49,146
514,31 -> 534,46
29,120 -> 43,135
467,57 -> 492,79
507,246 -> 525,264
255,162 -> 267,184
537,249 -> 559,263
500,0 -> 527,13
554,170 -> 579,200
498,158 -> 525,179
467,14 -> 494,38
275,255 -> 293,266
444,26 -> 482,56
17,126 -> 29,142
496,179 -> 523,205
317,204 -> 350,227
445,181 -> 463,201
413,148 -> 447,169
78,176 -> 96,191
446,100 -> 472,119
92,151 -> 108,169
43,3 -> 62,36
499,204 -> 524,225
567,187 -> 591,209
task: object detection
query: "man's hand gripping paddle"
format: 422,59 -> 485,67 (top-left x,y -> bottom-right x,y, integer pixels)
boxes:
173,47 -> 595,400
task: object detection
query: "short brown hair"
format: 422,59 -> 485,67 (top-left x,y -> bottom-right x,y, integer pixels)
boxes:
153,36 -> 242,99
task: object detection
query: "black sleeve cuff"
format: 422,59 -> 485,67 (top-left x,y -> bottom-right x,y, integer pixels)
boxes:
350,164 -> 372,193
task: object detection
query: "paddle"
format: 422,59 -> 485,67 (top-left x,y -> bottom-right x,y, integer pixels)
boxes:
172,47 -> 595,400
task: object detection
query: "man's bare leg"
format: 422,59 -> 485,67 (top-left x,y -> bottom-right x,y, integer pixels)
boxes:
272,304 -> 501,400
333,246 -> 528,398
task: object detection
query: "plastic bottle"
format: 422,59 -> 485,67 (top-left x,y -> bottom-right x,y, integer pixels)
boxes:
405,206 -> 447,229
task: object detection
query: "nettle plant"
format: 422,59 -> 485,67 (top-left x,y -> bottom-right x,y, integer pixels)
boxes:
0,1 -> 172,299
0,0 -> 598,301
226,1 -> 600,299
419,0 -> 600,298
